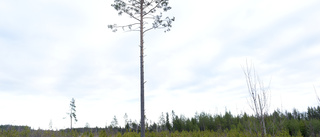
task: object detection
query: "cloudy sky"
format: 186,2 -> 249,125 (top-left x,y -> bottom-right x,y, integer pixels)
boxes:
0,0 -> 320,130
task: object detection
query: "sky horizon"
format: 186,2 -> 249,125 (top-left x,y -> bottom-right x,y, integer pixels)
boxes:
1,0 -> 320,130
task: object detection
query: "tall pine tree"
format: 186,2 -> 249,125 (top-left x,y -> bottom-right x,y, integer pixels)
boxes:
108,0 -> 174,136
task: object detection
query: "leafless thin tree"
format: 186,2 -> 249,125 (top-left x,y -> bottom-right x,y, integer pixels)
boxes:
242,61 -> 270,137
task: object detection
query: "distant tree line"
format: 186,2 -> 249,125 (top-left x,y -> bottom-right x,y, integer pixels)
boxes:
119,107 -> 319,137
1,106 -> 320,136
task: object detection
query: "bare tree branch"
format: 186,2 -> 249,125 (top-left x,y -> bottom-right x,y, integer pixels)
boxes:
117,23 -> 140,28
108,23 -> 140,32
125,29 -> 140,32
143,17 -> 155,19
124,11 -> 141,21
143,27 -> 154,33
126,3 -> 140,9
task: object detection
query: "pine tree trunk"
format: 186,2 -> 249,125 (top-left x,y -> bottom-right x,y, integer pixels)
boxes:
140,0 -> 145,136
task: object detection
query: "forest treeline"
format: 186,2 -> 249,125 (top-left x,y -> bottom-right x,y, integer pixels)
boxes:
1,106 -> 319,137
